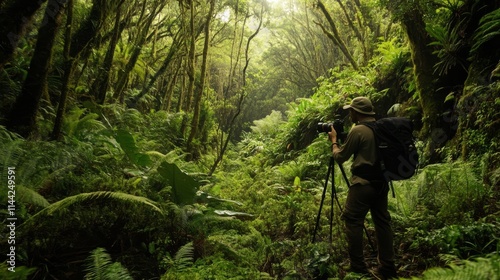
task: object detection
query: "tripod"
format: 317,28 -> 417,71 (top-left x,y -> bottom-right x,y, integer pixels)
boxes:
312,157 -> 374,252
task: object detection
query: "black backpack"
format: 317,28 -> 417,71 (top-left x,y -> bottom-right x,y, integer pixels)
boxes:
362,117 -> 419,181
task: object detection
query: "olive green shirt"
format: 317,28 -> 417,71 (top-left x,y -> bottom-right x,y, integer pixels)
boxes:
333,120 -> 379,185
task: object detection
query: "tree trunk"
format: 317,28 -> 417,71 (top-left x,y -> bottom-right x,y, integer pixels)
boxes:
51,0 -> 74,141
51,0 -> 112,140
316,0 -> 359,70
178,0 -> 196,137
177,68 -> 186,113
400,8 -> 447,162
6,0 -> 66,138
0,0 -> 47,69
114,1 -> 164,103
187,0 -> 215,150
69,0 -> 107,58
162,61 -> 181,111
185,0 -> 196,112
131,31 -> 183,106
93,0 -> 125,105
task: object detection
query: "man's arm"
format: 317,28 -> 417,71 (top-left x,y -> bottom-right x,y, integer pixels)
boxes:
329,125 -> 341,154
329,126 -> 359,163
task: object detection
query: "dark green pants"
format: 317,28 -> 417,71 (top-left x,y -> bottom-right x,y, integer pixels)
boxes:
341,182 -> 396,276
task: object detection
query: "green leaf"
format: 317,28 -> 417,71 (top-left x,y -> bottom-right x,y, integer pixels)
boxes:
115,129 -> 151,167
196,191 -> 243,206
214,210 -> 254,219
158,161 -> 199,205
293,176 -> 301,187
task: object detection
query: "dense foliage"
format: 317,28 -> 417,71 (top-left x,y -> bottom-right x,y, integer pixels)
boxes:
1,0 -> 499,279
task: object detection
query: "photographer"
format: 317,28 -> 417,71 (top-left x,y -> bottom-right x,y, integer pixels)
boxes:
328,97 -> 397,279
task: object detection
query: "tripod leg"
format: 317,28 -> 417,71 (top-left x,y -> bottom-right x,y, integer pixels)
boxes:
329,159 -> 335,244
312,157 -> 333,243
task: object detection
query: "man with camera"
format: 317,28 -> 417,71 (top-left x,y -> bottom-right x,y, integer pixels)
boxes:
328,97 -> 397,279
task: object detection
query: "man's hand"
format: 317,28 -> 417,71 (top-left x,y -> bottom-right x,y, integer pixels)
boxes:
328,126 -> 337,143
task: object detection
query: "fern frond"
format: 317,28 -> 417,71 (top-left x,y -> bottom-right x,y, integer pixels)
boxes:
0,125 -> 22,142
84,248 -> 132,280
0,131 -> 24,173
471,8 -> 500,54
20,191 -> 163,230
419,254 -> 500,280
17,185 -> 50,208
173,242 -> 194,271
85,248 -> 112,280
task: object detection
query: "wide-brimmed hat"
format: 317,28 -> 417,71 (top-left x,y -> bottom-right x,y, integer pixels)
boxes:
342,97 -> 375,115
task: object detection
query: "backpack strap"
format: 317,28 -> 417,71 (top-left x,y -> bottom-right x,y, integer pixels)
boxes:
358,121 -> 385,173
359,121 -> 396,198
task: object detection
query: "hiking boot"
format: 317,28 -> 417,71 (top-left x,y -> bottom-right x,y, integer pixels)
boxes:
349,265 -> 370,276
375,266 -> 397,280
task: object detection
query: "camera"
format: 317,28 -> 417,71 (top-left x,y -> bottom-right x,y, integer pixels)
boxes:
317,119 -> 344,133
317,119 -> 347,141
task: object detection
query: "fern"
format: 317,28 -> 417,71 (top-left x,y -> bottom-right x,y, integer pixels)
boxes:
173,242 -> 195,271
17,185 -> 50,208
161,242 -> 194,278
471,8 -> 500,54
84,248 -> 132,280
20,191 -> 163,231
394,161 -> 487,225
0,126 -> 24,172
250,110 -> 285,136
0,126 -> 52,209
414,253 -> 500,280
63,107 -> 106,141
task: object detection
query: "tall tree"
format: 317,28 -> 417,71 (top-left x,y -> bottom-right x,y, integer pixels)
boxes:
0,0 -> 47,69
381,0 -> 500,161
114,0 -> 167,103
6,0 -> 67,138
187,0 -> 215,150
51,0 -> 74,141
51,0 -> 115,140
184,0 -> 196,113
92,0 -> 126,105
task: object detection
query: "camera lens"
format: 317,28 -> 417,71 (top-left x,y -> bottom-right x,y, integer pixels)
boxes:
317,122 -> 332,133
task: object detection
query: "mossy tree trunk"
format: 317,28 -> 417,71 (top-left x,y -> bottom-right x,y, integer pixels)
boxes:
6,0 -> 67,138
400,8 -> 448,162
51,0 -> 74,141
51,0 -> 112,140
457,2 -> 500,160
187,0 -> 215,151
92,0 -> 126,105
0,0 -> 47,69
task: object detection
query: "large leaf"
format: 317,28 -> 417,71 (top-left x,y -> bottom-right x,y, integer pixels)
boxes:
213,210 -> 254,220
158,161 -> 199,205
114,129 -> 151,167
